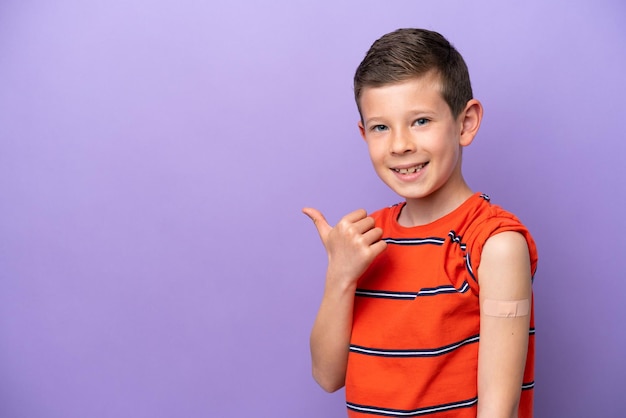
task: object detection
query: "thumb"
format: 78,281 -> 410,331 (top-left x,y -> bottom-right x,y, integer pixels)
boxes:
302,207 -> 332,244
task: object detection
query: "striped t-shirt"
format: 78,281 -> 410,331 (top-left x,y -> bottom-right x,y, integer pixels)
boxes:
345,193 -> 538,417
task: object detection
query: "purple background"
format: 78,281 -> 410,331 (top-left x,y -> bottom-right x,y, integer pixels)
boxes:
1,1 -> 624,417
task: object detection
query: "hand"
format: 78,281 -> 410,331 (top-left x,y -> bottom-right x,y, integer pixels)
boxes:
302,207 -> 387,284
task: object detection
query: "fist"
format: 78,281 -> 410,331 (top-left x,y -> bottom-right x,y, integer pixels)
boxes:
303,207 -> 387,283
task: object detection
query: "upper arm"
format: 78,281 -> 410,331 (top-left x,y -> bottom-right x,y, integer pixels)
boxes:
476,231 -> 532,418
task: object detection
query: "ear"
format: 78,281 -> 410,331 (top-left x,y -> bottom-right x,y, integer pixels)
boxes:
358,120 -> 366,141
458,99 -> 483,147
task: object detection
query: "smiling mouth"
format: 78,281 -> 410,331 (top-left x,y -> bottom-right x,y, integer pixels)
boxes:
393,163 -> 428,174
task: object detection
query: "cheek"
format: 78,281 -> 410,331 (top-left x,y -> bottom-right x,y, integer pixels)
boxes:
439,144 -> 463,170
366,141 -> 385,159
430,133 -> 460,156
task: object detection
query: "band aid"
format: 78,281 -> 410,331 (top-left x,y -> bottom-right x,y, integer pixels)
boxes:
482,299 -> 530,318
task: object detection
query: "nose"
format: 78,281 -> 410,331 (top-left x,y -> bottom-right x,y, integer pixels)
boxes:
390,127 -> 416,155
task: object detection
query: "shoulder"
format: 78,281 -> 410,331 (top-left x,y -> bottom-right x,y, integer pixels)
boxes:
463,194 -> 538,280
464,194 -> 534,246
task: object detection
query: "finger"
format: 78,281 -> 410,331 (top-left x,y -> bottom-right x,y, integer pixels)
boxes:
352,215 -> 377,235
342,208 -> 368,223
362,226 -> 385,246
302,207 -> 332,242
370,238 -> 388,256
334,209 -> 369,234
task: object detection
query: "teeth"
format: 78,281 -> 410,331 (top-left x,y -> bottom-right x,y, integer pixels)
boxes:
394,163 -> 426,174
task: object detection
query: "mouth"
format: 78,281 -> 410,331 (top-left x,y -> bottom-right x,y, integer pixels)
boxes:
392,162 -> 428,174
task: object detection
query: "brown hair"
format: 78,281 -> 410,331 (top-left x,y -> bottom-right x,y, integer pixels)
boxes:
354,28 -> 473,119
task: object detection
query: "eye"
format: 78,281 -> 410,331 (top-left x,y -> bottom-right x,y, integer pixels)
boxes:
371,124 -> 389,132
413,118 -> 429,127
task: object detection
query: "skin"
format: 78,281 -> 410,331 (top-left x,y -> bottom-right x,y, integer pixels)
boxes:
304,72 -> 532,417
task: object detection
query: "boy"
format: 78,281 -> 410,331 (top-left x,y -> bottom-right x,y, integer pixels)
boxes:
303,29 -> 538,418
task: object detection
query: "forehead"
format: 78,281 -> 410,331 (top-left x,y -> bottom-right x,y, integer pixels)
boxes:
359,72 -> 449,118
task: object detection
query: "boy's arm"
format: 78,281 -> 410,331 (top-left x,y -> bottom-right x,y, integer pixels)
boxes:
303,208 -> 386,393
476,231 -> 532,418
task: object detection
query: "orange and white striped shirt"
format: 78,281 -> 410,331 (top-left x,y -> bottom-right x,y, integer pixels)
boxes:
346,193 -> 538,417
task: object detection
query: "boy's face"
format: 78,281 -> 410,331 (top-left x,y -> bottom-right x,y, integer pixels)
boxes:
358,72 -> 472,203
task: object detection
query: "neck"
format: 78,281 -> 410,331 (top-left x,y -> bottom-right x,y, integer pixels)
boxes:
398,179 -> 473,227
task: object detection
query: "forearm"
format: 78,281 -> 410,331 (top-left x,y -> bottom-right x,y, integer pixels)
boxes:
476,317 -> 529,418
310,274 -> 357,393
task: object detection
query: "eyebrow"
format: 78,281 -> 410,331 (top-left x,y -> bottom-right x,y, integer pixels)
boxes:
364,110 -> 436,123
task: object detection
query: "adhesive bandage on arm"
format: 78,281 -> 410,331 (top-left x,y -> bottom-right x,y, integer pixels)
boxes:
482,299 -> 530,318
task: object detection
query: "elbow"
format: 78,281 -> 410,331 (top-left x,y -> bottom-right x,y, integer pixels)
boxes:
312,367 -> 345,393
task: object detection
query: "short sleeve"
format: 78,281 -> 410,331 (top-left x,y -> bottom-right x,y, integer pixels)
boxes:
463,209 -> 539,289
